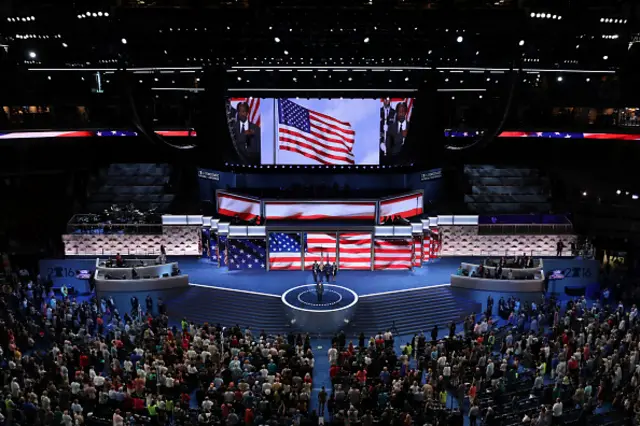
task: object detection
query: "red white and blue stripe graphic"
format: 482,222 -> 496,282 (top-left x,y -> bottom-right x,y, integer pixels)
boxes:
379,193 -> 423,224
217,192 -> 261,221
413,236 -> 422,268
374,238 -> 413,270
2,128 -> 640,141
339,233 -> 372,270
0,129 -> 196,139
422,234 -> 431,262
304,232 -> 337,270
0,131 -> 93,139
268,232 -> 303,270
264,201 -> 376,221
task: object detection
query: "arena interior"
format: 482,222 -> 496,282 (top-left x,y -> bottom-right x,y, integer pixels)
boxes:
1,1 -> 640,425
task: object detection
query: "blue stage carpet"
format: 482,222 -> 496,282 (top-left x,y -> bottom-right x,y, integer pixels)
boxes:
174,256 -> 474,296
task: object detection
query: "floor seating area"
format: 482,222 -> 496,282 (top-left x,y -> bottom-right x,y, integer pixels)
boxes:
87,163 -> 175,212
464,165 -> 551,213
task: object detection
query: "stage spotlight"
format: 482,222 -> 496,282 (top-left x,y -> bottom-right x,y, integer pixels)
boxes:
582,191 -> 587,196
456,36 -> 463,43
519,40 -> 525,46
364,37 -> 369,43
28,51 -> 36,58
603,55 -> 608,60
274,37 -> 280,43
616,190 -> 622,195
557,76 -> 563,82
121,38 -> 127,44
633,195 -> 639,200
62,42 -> 68,47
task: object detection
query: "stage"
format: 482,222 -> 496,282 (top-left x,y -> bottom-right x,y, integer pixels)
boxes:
175,256 -> 461,296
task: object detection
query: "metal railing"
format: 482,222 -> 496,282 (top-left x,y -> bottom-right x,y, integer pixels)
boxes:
477,224 -> 573,235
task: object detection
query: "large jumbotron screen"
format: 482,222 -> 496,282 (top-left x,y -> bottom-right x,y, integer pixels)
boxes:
227,98 -> 414,166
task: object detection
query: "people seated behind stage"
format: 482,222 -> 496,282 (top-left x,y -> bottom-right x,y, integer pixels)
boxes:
457,263 -> 538,280
171,263 -> 181,276
484,253 -> 536,269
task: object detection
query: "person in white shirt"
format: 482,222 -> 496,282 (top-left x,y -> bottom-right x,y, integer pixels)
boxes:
113,409 -> 124,426
327,346 -> 338,365
552,398 -> 563,420
202,397 -> 214,411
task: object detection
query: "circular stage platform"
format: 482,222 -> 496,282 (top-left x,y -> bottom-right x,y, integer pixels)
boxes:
281,284 -> 359,333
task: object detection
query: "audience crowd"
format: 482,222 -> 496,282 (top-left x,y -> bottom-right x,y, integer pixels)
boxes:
0,261 -> 635,426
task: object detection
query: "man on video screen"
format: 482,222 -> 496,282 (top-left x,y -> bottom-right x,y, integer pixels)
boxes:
234,102 -> 261,165
382,102 -> 409,164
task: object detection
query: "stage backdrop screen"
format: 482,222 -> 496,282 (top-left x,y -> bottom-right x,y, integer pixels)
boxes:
379,192 -> 424,224
227,98 -> 414,166
268,232 -> 302,270
339,233 -> 372,270
304,232 -> 337,270
264,201 -> 376,221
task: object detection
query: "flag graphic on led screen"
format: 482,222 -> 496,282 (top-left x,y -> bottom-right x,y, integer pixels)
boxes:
227,239 -> 267,270
231,97 -> 261,127
379,193 -> 423,224
304,232 -> 337,270
339,233 -> 372,270
264,201 -> 376,220
277,99 -> 356,165
422,234 -> 431,262
268,233 -> 302,270
413,236 -> 422,268
374,238 -> 413,270
217,192 -> 261,221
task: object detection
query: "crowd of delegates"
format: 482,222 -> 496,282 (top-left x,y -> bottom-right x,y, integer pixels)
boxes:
325,293 -> 636,426
0,267 -> 321,426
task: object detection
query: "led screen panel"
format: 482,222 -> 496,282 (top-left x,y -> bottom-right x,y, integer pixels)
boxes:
268,232 -> 302,270
338,233 -> 372,270
226,98 -> 414,166
379,192 -> 424,224
264,201 -> 376,221
217,192 -> 261,221
373,238 -> 413,270
303,232 -> 337,270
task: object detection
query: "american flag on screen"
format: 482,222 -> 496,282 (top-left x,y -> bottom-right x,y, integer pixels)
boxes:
339,233 -> 372,270
228,239 -> 266,270
304,233 -> 337,269
277,99 -> 355,165
381,98 -> 414,121
268,233 -> 303,270
232,97 -> 261,127
374,238 -> 413,270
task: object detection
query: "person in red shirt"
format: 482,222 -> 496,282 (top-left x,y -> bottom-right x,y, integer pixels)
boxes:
79,353 -> 89,371
245,408 -> 254,426
180,392 -> 191,410
356,369 -> 367,384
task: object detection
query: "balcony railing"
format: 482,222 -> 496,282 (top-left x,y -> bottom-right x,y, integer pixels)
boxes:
478,224 -> 573,235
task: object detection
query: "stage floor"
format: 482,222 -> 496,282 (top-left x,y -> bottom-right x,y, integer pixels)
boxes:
175,256 -> 474,296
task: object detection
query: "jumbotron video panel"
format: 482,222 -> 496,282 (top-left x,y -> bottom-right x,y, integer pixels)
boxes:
227,98 -> 414,166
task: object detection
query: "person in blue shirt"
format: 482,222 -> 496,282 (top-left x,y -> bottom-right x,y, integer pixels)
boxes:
379,367 -> 390,385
